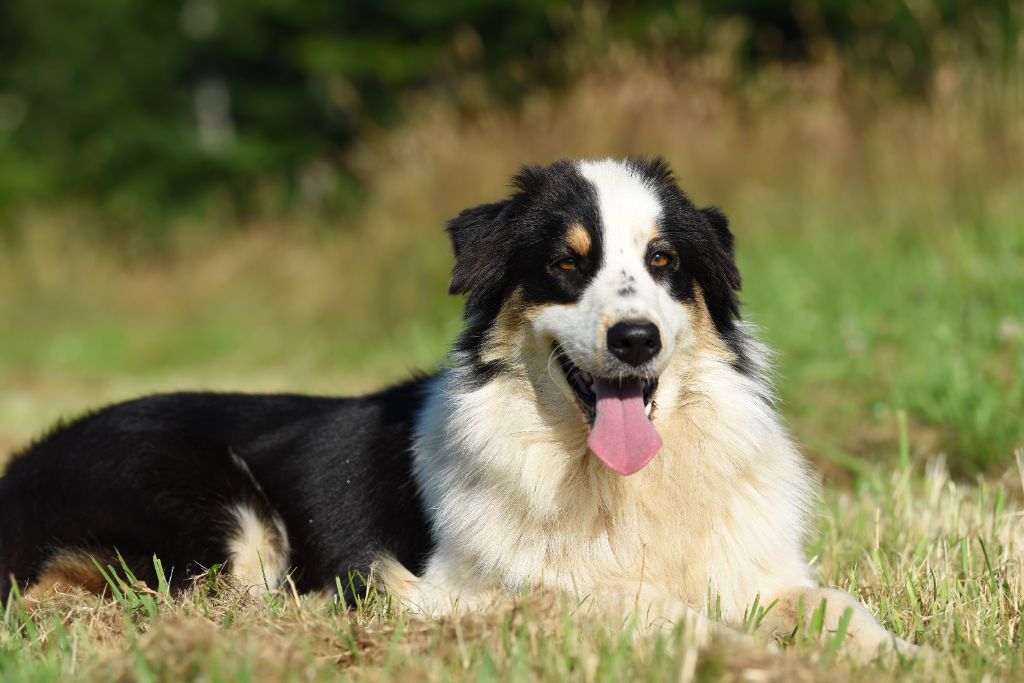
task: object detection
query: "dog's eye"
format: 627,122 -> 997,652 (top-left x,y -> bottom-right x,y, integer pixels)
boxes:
649,252 -> 672,268
555,257 -> 578,271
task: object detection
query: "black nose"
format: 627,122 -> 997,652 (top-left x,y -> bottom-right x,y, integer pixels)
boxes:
607,321 -> 661,367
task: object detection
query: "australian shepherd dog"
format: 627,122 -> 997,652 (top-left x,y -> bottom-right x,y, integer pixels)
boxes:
0,158 -> 912,658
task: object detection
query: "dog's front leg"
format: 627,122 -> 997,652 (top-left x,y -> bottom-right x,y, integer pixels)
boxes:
760,586 -> 916,661
577,582 -> 766,656
373,554 -> 500,617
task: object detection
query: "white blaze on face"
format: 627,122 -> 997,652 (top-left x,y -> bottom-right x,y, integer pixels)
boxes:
534,159 -> 688,376
531,159 -> 692,475
577,159 -> 682,364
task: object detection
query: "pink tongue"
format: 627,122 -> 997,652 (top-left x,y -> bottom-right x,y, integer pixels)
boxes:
586,379 -> 663,476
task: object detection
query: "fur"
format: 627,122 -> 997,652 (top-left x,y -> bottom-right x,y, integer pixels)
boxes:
0,157 -> 912,660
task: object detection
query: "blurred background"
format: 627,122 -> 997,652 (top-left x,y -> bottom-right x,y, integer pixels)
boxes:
0,1 -> 1021,479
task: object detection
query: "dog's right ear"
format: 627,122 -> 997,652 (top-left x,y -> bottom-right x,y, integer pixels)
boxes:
446,200 -> 510,296
699,205 -> 741,292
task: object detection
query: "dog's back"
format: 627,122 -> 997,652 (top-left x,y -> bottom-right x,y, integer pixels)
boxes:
0,383 -> 433,598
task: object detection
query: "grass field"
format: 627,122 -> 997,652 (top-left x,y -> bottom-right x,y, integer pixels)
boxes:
2,449 -> 1021,681
1,56 -> 1022,680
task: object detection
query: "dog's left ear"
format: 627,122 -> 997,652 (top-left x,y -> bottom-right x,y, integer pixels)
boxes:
446,200 -> 511,297
700,206 -> 741,291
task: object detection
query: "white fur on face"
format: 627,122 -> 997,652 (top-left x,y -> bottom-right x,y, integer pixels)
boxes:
532,159 -> 690,381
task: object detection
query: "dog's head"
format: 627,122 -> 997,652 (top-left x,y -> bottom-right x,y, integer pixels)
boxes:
446,158 -> 745,476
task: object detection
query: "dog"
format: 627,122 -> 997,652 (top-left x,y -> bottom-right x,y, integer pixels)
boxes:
0,157 -> 911,658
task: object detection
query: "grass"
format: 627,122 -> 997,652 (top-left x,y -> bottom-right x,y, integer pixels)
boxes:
742,220 -> 1024,476
1,53 -> 1023,679
2,449 -> 1021,681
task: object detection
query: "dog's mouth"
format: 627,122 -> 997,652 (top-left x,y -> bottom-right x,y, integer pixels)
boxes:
555,347 -> 663,476
555,349 -> 658,420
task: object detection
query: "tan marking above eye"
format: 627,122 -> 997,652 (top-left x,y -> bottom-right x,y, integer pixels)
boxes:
565,223 -> 591,257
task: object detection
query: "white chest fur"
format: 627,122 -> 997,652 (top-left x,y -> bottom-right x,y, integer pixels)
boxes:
411,342 -> 816,621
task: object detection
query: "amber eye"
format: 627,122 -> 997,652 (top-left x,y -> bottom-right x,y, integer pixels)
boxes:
556,257 -> 578,271
649,252 -> 672,268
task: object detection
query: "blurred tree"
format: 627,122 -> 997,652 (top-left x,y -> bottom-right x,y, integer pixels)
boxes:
0,0 -> 1018,226
0,0 -> 568,222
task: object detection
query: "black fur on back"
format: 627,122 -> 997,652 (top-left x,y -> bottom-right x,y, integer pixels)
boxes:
0,382 -> 433,599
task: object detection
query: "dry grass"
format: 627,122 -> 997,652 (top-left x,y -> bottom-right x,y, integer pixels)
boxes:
4,451 -> 1022,681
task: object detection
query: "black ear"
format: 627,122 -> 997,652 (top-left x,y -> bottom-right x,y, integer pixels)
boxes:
446,200 -> 510,296
700,206 -> 741,291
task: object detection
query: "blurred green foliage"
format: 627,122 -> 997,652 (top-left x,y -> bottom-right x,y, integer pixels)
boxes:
0,0 -> 1020,222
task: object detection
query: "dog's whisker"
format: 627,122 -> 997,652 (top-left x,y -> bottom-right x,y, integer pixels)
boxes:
546,344 -> 563,386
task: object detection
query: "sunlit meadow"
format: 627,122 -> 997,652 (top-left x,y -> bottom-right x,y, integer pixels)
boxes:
2,54 -> 1022,680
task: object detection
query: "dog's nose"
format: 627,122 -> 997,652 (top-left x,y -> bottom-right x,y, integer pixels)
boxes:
607,321 -> 661,367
